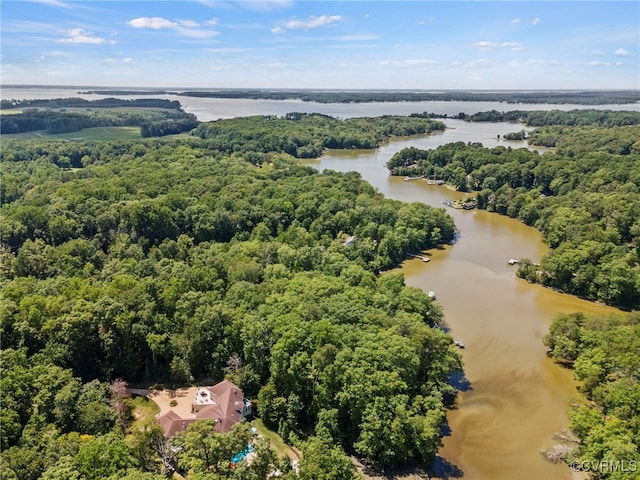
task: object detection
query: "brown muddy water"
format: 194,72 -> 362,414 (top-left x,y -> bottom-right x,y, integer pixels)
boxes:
302,121 -> 620,480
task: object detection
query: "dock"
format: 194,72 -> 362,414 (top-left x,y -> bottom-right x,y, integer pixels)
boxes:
508,258 -> 540,266
408,253 -> 430,262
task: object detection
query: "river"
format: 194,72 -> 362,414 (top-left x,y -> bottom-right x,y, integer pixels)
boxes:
2,86 -> 633,478
1,86 -> 638,121
301,121 -> 621,480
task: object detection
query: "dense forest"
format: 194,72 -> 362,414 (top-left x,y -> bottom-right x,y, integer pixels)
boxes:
387,110 -> 640,310
464,108 -> 640,127
0,98 -> 197,137
4,104 -> 639,479
0,98 -> 183,110
191,113 -> 445,158
544,312 -> 640,479
0,118 -> 461,479
178,90 -> 640,105
75,89 -> 640,105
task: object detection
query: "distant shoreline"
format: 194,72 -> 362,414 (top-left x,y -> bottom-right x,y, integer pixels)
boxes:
2,85 -> 639,105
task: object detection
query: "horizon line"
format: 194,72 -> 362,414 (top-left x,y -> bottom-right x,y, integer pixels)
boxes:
3,84 -> 640,93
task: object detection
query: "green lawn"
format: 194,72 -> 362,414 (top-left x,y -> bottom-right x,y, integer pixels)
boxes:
56,126 -> 143,141
1,126 -> 142,141
2,127 -> 195,142
251,419 -> 301,461
129,394 -> 160,429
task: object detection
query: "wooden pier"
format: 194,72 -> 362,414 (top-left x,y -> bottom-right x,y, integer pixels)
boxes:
408,253 -> 430,262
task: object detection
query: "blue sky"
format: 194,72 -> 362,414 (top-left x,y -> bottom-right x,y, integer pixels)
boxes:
1,0 -> 638,89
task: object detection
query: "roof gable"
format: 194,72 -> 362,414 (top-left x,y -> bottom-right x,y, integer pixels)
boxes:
156,380 -> 247,437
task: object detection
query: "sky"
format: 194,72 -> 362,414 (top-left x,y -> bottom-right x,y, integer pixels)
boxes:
1,0 -> 639,90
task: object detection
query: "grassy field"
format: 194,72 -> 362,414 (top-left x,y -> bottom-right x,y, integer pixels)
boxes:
58,126 -> 144,141
129,395 -> 160,421
251,419 -> 301,461
2,127 -> 195,142
2,126 -> 143,141
1,106 -> 178,114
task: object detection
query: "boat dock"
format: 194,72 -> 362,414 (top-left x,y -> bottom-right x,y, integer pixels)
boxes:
408,253 -> 430,262
508,258 -> 540,266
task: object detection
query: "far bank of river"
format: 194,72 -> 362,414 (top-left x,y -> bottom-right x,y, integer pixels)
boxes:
302,120 -> 621,480
1,86 -> 638,121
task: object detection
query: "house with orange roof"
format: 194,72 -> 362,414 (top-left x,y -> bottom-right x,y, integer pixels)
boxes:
157,380 -> 252,437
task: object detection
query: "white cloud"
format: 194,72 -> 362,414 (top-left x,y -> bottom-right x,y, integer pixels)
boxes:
274,15 -> 342,33
532,17 -> 541,25
179,20 -> 201,28
587,60 -> 612,67
508,58 -> 559,67
43,50 -> 68,58
614,48 -> 631,56
502,41 -> 523,51
57,28 -> 107,44
473,41 -> 499,51
473,41 -> 523,52
590,49 -> 606,56
205,18 -> 220,26
128,16 -> 219,39
103,57 -> 132,63
128,17 -> 177,29
512,18 -> 521,24
25,0 -> 72,8
380,59 -> 440,68
616,61 -> 624,67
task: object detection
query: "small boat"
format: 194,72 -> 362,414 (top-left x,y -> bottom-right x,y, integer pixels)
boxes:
428,291 -> 436,300
454,339 -> 465,348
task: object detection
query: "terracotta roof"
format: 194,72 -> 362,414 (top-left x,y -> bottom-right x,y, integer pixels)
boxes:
206,380 -> 245,432
157,380 -> 247,437
157,410 -> 195,438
